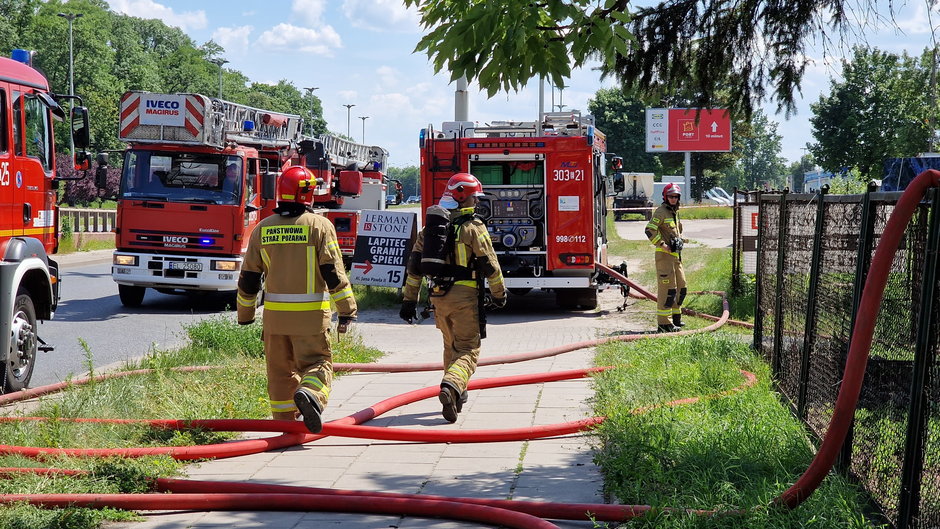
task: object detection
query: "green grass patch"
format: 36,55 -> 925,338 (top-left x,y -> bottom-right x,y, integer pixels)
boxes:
352,284 -> 404,310
57,234 -> 115,254
681,205 -> 734,219
0,315 -> 383,528
592,333 -> 878,528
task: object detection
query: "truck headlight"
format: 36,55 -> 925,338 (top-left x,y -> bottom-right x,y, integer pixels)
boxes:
113,255 -> 137,266
212,260 -> 239,271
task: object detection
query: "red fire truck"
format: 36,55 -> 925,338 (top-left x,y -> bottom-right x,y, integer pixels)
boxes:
419,111 -> 611,309
109,91 -> 302,307
1,50 -> 92,392
296,133 -> 390,264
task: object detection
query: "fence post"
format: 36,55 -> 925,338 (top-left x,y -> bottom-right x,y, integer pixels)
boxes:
732,187 -> 740,296
896,188 -> 940,529
753,191 -> 764,352
797,186 -> 828,419
839,182 -> 878,471
772,190 -> 789,377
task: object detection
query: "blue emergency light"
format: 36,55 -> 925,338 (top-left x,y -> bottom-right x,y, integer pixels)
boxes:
419,128 -> 426,148
586,126 -> 594,146
11,49 -> 33,66
199,238 -> 214,246
243,120 -> 255,131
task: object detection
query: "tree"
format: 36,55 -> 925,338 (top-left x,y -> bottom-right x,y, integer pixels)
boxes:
404,0 -> 867,119
721,110 -> 786,190
387,166 -> 420,197
809,47 -> 932,181
587,88 -> 661,174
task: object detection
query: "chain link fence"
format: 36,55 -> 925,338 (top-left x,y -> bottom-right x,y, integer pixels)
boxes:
748,186 -> 939,529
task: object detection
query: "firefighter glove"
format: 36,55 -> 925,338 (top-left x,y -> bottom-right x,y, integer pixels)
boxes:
669,237 -> 684,253
484,294 -> 507,310
337,315 -> 355,334
399,300 -> 418,323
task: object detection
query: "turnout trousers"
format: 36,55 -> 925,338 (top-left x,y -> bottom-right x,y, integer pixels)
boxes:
433,284 -> 481,393
263,326 -> 333,421
654,250 -> 687,325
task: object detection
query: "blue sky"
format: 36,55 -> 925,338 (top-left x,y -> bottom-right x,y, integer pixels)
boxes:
107,0 -> 938,169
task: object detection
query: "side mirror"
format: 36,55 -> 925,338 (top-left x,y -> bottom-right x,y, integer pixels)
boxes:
262,172 -> 277,200
95,152 -> 110,189
612,173 -> 625,193
71,106 -> 90,150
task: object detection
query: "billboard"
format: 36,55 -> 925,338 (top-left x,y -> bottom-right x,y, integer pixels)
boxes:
645,108 -> 732,153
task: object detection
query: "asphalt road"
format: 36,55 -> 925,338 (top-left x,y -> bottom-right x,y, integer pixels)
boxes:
614,217 -> 733,248
32,252 -> 233,388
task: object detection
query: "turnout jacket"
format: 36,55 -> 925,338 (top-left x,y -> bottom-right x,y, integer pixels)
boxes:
645,203 -> 683,256
237,211 -> 356,335
403,210 -> 505,302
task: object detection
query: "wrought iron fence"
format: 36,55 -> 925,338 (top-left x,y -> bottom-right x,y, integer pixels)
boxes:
753,186 -> 939,529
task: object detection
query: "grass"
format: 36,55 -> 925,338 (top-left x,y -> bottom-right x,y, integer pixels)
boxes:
0,315 -> 383,528
591,333 -> 880,528
57,234 -> 115,254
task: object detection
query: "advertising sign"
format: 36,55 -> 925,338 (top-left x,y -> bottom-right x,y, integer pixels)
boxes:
645,108 -> 732,152
349,210 -> 417,287
139,93 -> 186,127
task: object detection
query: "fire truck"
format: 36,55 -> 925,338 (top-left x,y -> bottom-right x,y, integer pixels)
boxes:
296,133 -> 390,264
419,111 -> 611,309
1,50 -> 92,392
109,91 -> 302,307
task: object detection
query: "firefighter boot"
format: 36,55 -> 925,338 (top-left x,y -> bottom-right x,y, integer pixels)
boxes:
456,390 -> 469,413
657,324 -> 679,333
293,387 -> 323,434
672,314 -> 685,328
439,381 -> 461,423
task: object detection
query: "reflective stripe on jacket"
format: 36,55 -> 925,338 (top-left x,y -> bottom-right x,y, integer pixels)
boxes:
645,203 -> 683,254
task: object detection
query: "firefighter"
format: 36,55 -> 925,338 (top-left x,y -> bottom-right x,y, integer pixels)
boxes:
645,182 -> 687,333
399,173 -> 506,423
236,165 -> 357,434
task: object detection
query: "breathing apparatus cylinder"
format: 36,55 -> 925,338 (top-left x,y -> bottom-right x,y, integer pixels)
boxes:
420,205 -> 451,277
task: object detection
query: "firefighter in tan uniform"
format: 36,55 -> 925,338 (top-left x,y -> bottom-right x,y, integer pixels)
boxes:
645,182 -> 687,333
399,173 -> 506,423
236,166 -> 357,434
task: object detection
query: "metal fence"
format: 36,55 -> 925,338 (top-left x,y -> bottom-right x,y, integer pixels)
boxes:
59,208 -> 115,233
752,186 -> 939,529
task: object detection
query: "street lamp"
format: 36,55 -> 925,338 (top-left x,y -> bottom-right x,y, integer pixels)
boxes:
210,58 -> 228,99
359,116 -> 369,143
304,87 -> 319,135
343,104 -> 355,138
557,83 -> 568,112
57,12 -> 83,97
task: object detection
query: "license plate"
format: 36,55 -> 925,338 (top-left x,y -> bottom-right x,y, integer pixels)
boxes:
167,261 -> 203,271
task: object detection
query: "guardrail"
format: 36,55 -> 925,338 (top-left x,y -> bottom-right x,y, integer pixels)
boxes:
59,208 -> 116,233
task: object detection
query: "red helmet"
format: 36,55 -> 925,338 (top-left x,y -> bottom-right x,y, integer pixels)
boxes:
663,183 -> 682,199
278,166 -> 316,205
445,172 -> 485,203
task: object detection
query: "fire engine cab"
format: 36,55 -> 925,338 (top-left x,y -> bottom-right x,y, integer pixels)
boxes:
109,91 -> 302,307
419,111 -> 611,309
1,50 -> 91,392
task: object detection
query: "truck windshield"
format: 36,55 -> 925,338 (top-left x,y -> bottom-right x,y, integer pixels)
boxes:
120,150 -> 243,205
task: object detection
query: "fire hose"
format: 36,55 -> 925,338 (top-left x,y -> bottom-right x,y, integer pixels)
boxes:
2,168 -> 936,526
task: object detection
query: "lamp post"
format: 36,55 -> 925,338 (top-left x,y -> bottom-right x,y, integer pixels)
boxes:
304,87 -> 319,135
359,116 -> 369,143
210,58 -> 228,99
343,104 -> 355,138
57,12 -> 83,97
556,83 -> 568,112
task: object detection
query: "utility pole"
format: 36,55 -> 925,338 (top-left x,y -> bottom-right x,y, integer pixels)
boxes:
210,58 -> 228,99
359,116 -> 369,143
343,104 -> 355,138
304,87 -> 319,135
557,84 -> 568,112
58,12 -> 83,154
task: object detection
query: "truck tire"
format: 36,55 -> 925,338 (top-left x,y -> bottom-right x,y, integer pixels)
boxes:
4,291 -> 37,393
119,285 -> 146,308
555,288 -> 598,310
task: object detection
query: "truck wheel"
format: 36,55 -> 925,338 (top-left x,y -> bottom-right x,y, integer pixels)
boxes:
555,288 -> 598,310
118,285 -> 146,308
4,291 -> 37,393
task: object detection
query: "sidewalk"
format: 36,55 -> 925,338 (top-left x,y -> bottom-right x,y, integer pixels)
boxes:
105,291 -> 640,528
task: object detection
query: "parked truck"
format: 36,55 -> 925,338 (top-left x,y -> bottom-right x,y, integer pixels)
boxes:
1,49 -> 92,392
108,90 -> 303,307
419,111 -> 612,309
611,169 -> 655,220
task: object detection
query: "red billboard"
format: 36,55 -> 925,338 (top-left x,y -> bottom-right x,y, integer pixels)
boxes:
646,108 -> 732,152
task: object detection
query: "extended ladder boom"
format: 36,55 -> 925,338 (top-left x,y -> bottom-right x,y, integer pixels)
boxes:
319,133 -> 389,171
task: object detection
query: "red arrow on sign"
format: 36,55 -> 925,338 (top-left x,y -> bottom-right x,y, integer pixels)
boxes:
353,261 -> 373,274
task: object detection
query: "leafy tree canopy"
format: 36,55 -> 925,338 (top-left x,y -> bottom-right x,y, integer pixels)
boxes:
404,0 -> 870,119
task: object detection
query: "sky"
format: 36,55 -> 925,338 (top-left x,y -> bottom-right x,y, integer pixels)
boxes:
106,0 -> 939,168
